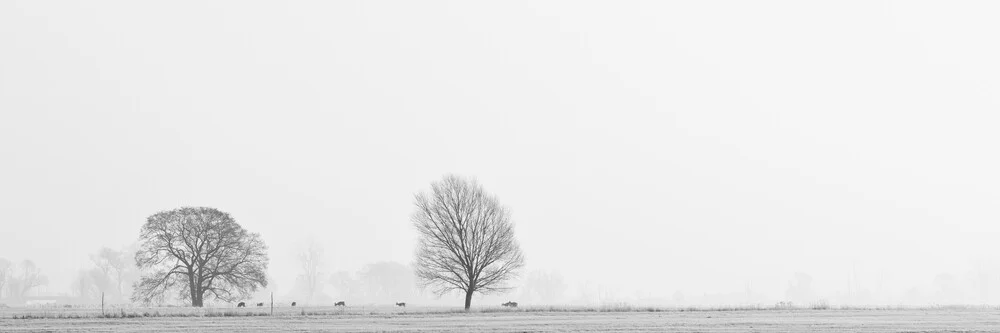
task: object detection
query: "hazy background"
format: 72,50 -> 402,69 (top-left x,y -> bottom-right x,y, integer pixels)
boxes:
3,0 -> 1000,306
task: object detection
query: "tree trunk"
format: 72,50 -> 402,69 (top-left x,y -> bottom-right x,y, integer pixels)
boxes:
187,269 -> 200,307
464,289 -> 474,311
189,282 -> 200,307
191,289 -> 203,307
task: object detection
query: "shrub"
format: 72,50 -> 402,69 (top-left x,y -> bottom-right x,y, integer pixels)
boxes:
810,300 -> 830,310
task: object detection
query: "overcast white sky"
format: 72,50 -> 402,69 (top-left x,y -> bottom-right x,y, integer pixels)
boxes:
3,1 -> 1000,304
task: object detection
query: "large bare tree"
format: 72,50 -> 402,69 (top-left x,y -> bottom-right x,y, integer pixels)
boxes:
412,175 -> 525,310
133,207 -> 269,307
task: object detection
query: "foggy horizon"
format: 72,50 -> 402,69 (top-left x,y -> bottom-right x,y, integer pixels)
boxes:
4,0 -> 1000,308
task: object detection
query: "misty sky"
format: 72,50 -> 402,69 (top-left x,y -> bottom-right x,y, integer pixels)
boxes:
3,1 -> 1000,303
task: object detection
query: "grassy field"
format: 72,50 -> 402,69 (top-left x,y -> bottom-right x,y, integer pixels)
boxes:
2,306 -> 1000,332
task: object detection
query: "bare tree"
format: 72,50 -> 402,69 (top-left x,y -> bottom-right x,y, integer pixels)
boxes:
412,175 -> 525,310
8,260 -> 47,300
73,268 -> 110,302
132,207 -> 269,307
297,240 -> 325,303
0,258 -> 11,299
91,247 -> 130,298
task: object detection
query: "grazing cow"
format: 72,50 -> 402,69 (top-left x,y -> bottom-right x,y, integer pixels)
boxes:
502,301 -> 518,308
291,302 -> 296,307
257,302 -> 264,307
334,301 -> 346,306
237,302 -> 246,308
395,302 -> 406,307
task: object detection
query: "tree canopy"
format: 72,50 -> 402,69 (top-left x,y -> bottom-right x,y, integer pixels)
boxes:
412,175 -> 525,310
132,207 -> 268,306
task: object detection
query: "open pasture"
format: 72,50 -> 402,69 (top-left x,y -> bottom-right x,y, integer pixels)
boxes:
3,306 -> 1000,332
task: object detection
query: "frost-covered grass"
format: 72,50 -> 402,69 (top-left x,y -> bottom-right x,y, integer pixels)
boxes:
4,304 -> 1000,332
5,303 -> 1000,320
2,307 -> 999,332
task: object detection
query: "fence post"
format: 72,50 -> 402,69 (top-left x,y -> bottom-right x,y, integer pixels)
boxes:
101,292 -> 105,317
270,292 -> 273,316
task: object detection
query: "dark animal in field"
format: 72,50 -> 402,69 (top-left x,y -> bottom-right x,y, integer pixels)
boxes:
395,302 -> 406,307
502,301 -> 518,308
237,302 -> 246,308
291,302 -> 296,307
335,301 -> 346,306
257,302 -> 264,307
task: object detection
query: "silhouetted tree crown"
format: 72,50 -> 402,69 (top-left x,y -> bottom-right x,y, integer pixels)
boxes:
132,207 -> 268,307
412,175 -> 525,310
